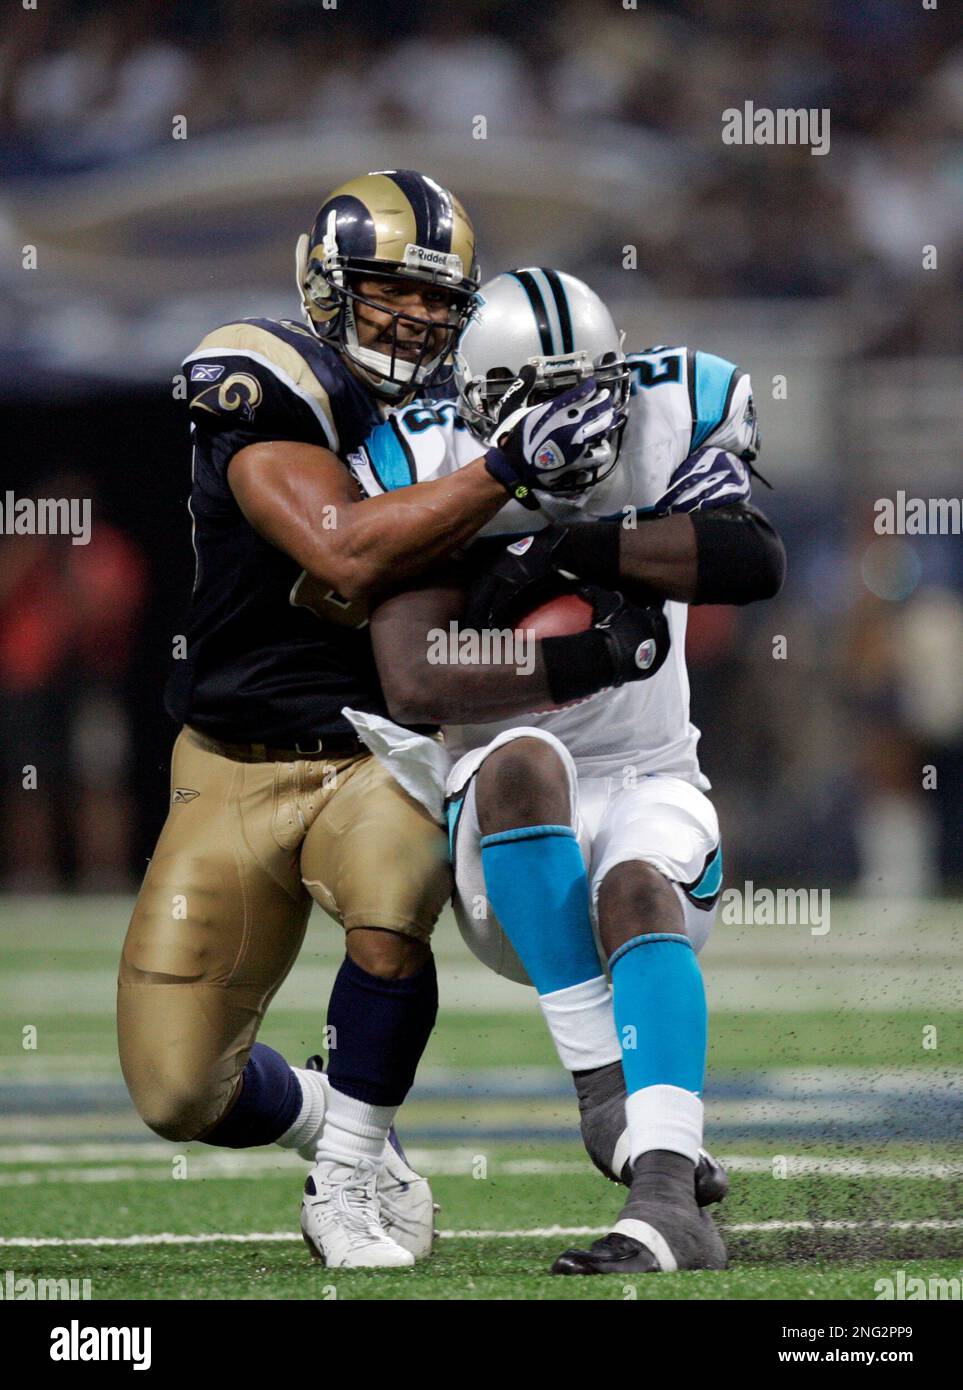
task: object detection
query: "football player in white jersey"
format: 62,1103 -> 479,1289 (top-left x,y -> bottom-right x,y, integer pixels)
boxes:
346,269 -> 785,1274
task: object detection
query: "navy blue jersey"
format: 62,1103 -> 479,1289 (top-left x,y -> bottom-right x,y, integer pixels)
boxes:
166,317 -> 391,744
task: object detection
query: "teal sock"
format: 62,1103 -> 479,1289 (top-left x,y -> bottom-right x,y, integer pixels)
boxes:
610,933 -> 707,1095
479,825 -> 600,993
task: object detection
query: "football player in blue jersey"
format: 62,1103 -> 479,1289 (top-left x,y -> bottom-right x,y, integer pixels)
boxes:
118,176 -> 631,1268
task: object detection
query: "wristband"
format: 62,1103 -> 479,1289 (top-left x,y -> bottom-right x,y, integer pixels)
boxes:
483,448 -> 541,511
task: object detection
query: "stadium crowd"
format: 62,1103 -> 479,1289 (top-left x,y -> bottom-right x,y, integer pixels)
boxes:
1,0 -> 960,325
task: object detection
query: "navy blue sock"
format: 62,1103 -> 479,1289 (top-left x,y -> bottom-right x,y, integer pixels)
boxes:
199,1042 -> 301,1149
326,953 -> 438,1107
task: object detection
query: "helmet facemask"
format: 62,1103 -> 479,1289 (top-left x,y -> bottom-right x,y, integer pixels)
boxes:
299,233 -> 478,401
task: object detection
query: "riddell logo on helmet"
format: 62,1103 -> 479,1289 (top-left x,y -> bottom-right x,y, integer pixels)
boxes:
403,244 -> 459,276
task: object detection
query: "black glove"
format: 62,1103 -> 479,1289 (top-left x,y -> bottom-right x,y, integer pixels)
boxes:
540,587 -> 670,705
463,526 -> 574,630
582,586 -> 670,685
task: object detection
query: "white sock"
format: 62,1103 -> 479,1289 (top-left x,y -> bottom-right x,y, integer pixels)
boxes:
276,1067 -> 328,1161
315,1086 -> 398,1168
537,975 -> 622,1072
625,1084 -> 704,1165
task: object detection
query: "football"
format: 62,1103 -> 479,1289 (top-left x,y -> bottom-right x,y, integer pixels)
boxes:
513,589 -> 594,638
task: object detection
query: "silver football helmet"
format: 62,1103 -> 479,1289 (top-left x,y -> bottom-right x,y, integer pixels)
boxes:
454,268 -> 630,495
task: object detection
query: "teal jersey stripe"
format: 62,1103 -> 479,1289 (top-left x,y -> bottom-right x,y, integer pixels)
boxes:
365,419 -> 414,492
446,793 -> 466,860
690,844 -> 723,901
691,351 -> 738,451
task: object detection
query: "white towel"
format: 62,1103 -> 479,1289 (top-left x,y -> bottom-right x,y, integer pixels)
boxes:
341,707 -> 452,824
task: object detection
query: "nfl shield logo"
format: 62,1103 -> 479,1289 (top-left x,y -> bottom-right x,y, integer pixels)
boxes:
536,442 -> 562,470
635,639 -> 656,671
507,536 -> 535,556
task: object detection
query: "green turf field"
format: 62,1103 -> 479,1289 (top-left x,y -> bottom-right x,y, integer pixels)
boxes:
1,897 -> 960,1300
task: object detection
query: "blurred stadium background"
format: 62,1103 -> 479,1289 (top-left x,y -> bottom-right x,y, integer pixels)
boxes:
3,0 -> 962,894
0,0 -> 961,1296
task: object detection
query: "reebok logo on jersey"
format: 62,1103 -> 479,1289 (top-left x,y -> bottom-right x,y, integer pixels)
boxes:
190,363 -> 225,382
507,536 -> 535,556
173,788 -> 200,803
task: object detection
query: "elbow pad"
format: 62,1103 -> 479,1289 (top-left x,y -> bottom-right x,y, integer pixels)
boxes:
690,504 -> 786,605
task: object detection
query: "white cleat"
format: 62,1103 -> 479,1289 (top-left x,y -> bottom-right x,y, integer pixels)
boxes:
301,1157 -> 415,1269
299,1058 -> 437,1260
378,1133 -> 437,1260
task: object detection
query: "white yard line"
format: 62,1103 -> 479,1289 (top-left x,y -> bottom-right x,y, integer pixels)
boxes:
2,1220 -> 962,1250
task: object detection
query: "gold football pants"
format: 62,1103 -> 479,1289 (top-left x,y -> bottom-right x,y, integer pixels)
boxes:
117,727 -> 450,1140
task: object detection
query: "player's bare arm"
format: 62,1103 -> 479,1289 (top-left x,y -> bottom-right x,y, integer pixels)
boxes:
370,571 -> 555,722
228,440 -> 505,603
227,274 -> 508,601
607,502 -> 785,605
369,567 -> 669,726
466,500 -> 785,631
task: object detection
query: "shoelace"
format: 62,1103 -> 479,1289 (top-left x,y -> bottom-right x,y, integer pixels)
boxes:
329,1169 -> 385,1246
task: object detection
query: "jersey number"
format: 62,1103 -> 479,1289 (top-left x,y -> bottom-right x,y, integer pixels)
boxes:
402,402 -> 467,433
630,353 -> 683,391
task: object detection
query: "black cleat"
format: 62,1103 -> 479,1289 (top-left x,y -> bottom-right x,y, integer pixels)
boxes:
551,1205 -> 726,1275
552,1232 -> 661,1275
305,1054 -> 325,1072
551,1151 -> 728,1275
694,1148 -> 730,1207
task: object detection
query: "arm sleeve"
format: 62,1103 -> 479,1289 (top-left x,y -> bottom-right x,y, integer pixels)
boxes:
690,503 -> 786,605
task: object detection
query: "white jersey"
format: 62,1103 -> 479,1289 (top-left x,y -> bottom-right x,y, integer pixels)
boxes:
350,346 -> 758,788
